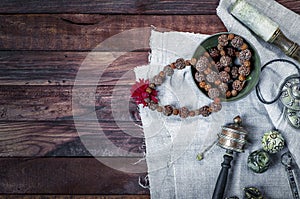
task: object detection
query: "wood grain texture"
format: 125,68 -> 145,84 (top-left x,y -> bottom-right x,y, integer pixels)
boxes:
0,0 -> 298,15
0,51 -> 144,156
0,0 -> 219,14
0,196 -> 150,199
0,157 -> 148,194
0,51 -> 148,85
0,14 -> 226,51
0,85 -> 141,121
0,121 -> 144,157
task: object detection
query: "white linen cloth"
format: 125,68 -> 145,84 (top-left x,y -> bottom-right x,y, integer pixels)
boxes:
134,0 -> 300,198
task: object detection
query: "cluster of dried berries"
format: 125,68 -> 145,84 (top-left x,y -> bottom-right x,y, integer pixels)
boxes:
130,79 -> 158,107
131,58 -> 222,118
193,33 -> 253,99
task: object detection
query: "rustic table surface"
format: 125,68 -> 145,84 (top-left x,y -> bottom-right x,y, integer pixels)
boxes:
0,0 -> 299,198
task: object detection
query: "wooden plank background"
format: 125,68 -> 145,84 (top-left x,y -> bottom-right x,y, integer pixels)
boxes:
0,0 -> 299,197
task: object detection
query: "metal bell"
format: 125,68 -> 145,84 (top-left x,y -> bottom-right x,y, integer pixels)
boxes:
281,77 -> 300,128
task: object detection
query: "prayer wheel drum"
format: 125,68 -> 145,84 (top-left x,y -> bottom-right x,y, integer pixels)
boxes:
217,116 -> 248,153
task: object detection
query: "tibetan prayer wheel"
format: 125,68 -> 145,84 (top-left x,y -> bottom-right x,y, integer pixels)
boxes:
212,116 -> 248,199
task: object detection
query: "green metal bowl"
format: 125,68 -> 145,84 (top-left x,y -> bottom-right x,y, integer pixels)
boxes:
191,32 -> 261,102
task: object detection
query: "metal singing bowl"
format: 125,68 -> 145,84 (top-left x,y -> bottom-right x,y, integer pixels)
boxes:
191,32 -> 261,102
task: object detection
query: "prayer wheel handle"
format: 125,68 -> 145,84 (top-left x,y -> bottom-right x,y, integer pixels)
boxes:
212,151 -> 233,199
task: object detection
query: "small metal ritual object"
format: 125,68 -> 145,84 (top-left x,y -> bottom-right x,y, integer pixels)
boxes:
281,152 -> 300,199
244,187 -> 264,199
281,77 -> 300,128
262,130 -> 285,153
247,149 -> 270,173
212,116 -> 248,199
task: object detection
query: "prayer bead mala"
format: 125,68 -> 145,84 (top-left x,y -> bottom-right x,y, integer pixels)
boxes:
130,58 -> 222,118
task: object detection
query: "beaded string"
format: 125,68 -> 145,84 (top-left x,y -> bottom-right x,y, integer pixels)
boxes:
131,58 -> 222,118
131,33 -> 254,118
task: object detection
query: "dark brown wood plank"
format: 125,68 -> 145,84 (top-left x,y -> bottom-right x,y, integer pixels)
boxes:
0,51 -> 148,121
0,49 -> 144,155
0,121 -> 144,157
0,0 -> 219,15
0,14 -> 226,51
0,0 -> 298,15
0,196 -> 150,199
0,51 -> 148,85
0,85 -> 141,121
0,157 -> 148,194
